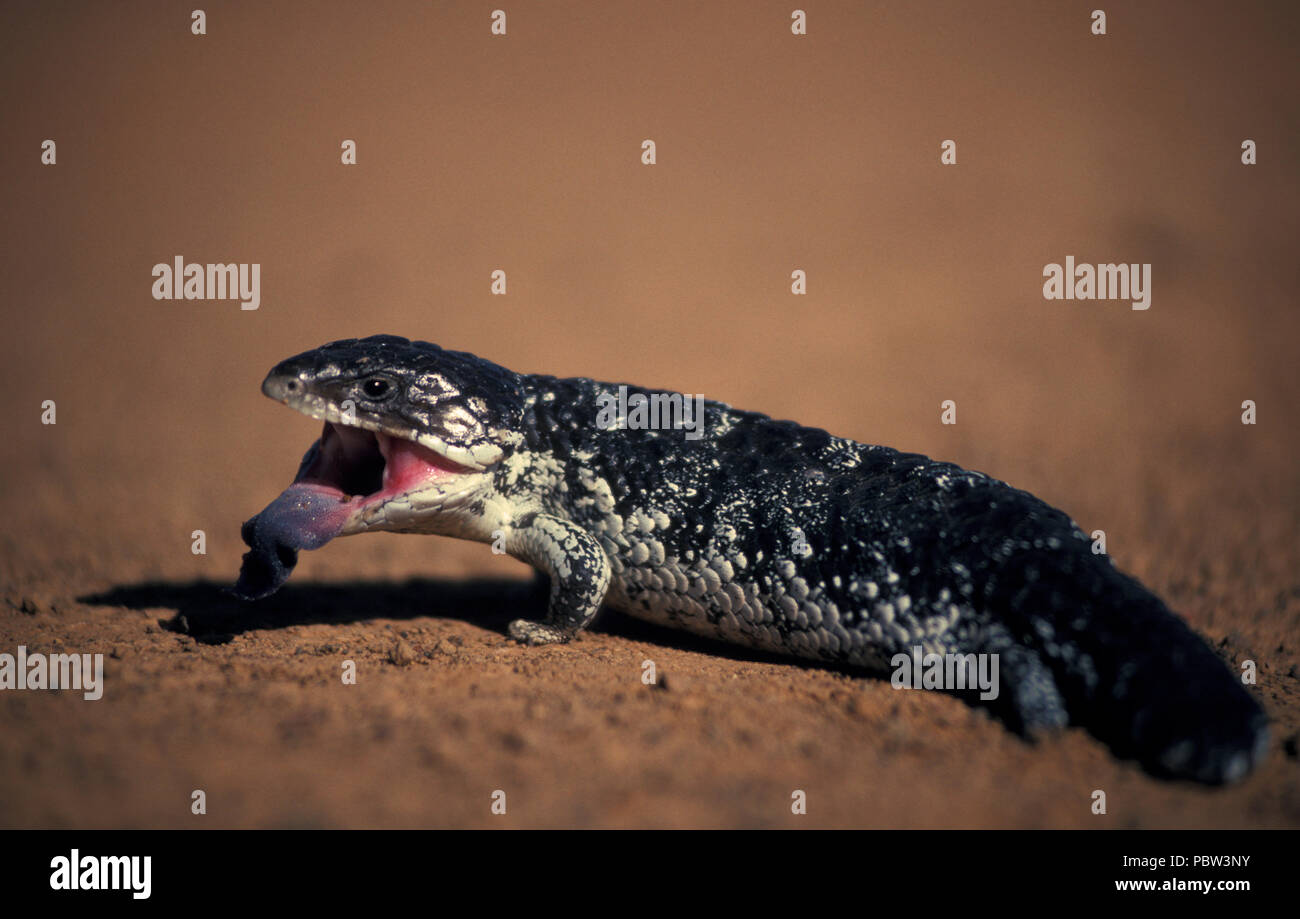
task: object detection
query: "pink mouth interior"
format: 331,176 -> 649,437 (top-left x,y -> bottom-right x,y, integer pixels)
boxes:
234,422 -> 473,600
297,421 -> 471,506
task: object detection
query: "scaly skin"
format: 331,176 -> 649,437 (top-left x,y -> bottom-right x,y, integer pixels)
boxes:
236,335 -> 1269,785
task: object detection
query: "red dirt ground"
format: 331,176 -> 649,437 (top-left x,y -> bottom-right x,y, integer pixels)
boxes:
1,1 -> 1297,827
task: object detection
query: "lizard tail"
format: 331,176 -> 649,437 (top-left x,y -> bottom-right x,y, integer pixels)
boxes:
984,542 -> 1269,785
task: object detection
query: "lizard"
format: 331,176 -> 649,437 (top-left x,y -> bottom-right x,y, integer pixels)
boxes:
233,334 -> 1269,785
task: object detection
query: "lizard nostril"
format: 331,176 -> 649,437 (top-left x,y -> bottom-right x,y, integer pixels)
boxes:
285,380 -> 299,391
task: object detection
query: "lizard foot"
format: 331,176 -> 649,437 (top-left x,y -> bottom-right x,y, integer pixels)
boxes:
507,619 -> 572,646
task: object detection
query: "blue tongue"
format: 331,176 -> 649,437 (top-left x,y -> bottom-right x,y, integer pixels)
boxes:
233,484 -> 351,600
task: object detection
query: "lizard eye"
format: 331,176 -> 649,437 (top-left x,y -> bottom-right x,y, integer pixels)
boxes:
362,378 -> 394,400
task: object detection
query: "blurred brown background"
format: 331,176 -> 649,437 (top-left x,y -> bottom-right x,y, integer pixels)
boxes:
0,0 -> 1297,827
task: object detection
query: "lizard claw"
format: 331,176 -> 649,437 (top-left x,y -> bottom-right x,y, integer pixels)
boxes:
508,619 -> 572,646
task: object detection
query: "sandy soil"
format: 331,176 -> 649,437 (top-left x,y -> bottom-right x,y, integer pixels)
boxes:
1,0 -> 1297,828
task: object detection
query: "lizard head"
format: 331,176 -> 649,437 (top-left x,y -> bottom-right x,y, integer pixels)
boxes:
261,334 -> 523,472
234,335 -> 524,600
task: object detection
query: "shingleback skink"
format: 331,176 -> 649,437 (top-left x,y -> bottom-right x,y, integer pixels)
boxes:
234,335 -> 1269,785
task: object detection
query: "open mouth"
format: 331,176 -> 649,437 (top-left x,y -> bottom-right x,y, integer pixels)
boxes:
234,421 -> 479,601
296,421 -> 474,507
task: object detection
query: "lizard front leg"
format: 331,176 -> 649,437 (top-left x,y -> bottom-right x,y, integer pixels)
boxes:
505,512 -> 612,645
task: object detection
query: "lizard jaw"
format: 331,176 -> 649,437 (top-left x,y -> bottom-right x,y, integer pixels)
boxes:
300,421 -> 498,535
234,420 -> 490,600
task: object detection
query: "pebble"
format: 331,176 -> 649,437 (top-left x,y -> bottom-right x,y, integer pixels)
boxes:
390,640 -> 416,666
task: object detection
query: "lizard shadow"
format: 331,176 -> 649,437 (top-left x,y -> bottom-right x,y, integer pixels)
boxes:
80,577 -> 536,646
76,577 -> 842,671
